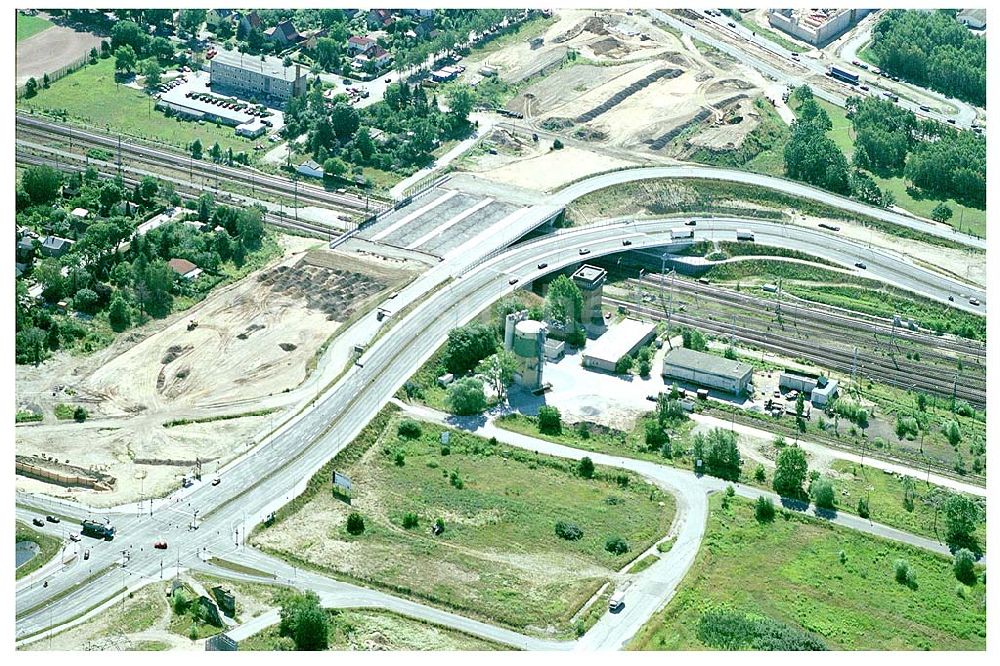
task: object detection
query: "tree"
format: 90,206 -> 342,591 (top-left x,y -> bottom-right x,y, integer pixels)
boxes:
108,293 -> 132,332
444,322 -> 497,375
322,157 -> 347,178
952,548 -> 977,585
809,476 -> 835,509
73,406 -> 89,422
754,495 -> 775,523
135,259 -> 174,318
552,138 -> 564,150
447,84 -> 474,124
16,327 -> 47,366
283,56 -> 293,68
21,165 -> 64,206
691,429 -> 741,481
476,350 -> 518,401
137,175 -> 159,205
209,142 -> 223,163
34,258 -> 65,302
73,288 -> 99,314
578,456 -> 595,479
943,420 -> 962,447
111,19 -> 149,54
178,9 -> 207,35
140,57 -> 162,88
773,446 -> 808,497
42,73 -> 50,89
190,138 -> 203,160
537,405 -> 562,435
278,591 -> 329,651
681,328 -> 707,351
644,420 -> 668,451
614,354 -> 633,375
943,494 -> 980,550
24,77 -> 38,98
345,512 -> 365,535
114,45 -> 138,74
329,102 -> 360,140
931,203 -> 953,223
544,274 -> 584,326
446,377 -> 487,415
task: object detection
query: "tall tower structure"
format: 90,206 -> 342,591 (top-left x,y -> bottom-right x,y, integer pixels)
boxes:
511,320 -> 546,389
571,264 -> 608,336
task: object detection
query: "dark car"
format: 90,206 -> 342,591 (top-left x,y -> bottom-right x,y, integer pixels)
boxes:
855,262 -> 867,270
32,518 -> 44,527
685,219 -> 697,226
212,478 -> 221,486
537,262 -> 548,269
46,515 -> 59,524
947,118 -> 956,125
948,295 -> 955,302
622,239 -> 633,246
919,105 -> 930,112
579,248 -> 590,255
154,541 -> 168,549
508,277 -> 519,285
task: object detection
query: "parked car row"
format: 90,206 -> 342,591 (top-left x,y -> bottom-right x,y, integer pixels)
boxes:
157,74 -> 186,93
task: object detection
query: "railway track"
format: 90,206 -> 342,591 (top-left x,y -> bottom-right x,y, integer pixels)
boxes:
638,273 -> 986,360
16,152 -> 337,240
16,115 -> 392,216
607,294 -> 986,407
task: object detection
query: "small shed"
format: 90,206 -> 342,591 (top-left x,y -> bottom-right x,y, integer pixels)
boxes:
168,258 -> 203,280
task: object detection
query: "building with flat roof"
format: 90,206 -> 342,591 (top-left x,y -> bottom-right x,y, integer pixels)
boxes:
662,347 -> 753,395
957,8 -> 986,30
582,318 -> 656,372
572,264 -> 608,334
210,49 -> 307,103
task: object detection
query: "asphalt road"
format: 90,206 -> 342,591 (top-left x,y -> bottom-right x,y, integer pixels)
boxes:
14,175 -> 984,645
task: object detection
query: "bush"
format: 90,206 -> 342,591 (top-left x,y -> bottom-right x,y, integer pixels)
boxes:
894,559 -> 917,588
754,495 -> 775,523
605,536 -> 629,555
397,418 -> 422,439
345,512 -> 365,535
809,476 -> 836,509
446,377 -> 487,415
554,520 -> 583,541
578,456 -> 595,479
552,138 -> 564,149
449,470 -> 464,489
73,406 -> 89,423
857,496 -> 870,519
402,513 -> 419,529
953,548 -> 977,585
696,608 -> 827,650
537,405 -> 562,435
753,464 -> 766,483
394,452 -> 405,466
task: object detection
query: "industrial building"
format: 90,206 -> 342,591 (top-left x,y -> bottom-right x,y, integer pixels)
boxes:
571,264 -> 608,334
768,8 -> 873,46
662,347 -> 753,395
581,318 -> 656,372
779,372 -> 839,406
210,49 -> 307,104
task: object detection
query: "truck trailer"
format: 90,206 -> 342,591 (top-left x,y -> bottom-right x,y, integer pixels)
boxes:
81,520 -> 115,540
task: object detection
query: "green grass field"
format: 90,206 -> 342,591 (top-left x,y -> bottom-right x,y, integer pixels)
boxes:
253,408 -> 675,637
15,521 -> 62,579
19,58 -> 255,156
242,608 -> 504,651
16,13 -> 53,42
631,495 -> 986,650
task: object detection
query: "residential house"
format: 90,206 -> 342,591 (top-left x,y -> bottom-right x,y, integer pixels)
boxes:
16,236 -> 36,264
347,35 -> 376,55
168,258 -> 203,280
206,8 -> 235,29
370,45 -> 392,68
302,28 -> 328,50
238,10 -> 263,35
265,20 -> 301,46
39,236 -> 75,258
366,9 -> 395,29
296,160 -> 325,179
70,207 -> 90,221
401,9 -> 434,19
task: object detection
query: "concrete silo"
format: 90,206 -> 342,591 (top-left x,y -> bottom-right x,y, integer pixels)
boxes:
511,319 -> 546,389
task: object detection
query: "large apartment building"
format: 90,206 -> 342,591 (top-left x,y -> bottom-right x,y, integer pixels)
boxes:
209,49 -> 307,104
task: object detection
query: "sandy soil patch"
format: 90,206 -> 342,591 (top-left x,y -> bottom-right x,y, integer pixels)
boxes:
15,235 -> 414,506
687,98 -> 763,151
468,144 -> 636,192
16,22 -> 103,87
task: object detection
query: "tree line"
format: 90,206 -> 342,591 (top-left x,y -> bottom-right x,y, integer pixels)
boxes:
869,9 -> 985,107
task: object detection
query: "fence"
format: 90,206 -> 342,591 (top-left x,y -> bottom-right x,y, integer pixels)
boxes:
16,50 -> 91,99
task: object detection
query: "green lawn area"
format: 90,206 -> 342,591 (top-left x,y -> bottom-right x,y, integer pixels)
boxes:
16,13 -> 53,42
827,460 -> 985,548
242,608 -> 504,651
252,407 -> 675,637
16,521 -> 62,579
19,57 -> 255,156
631,495 -> 986,650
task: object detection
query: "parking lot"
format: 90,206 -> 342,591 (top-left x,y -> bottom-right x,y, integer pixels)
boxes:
155,70 -> 285,135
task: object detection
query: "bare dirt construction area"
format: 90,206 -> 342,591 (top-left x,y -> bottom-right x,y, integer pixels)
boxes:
684,96 -> 762,153
16,19 -> 103,87
15,236 -> 415,506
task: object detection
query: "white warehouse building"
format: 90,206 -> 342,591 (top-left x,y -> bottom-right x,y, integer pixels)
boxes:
581,318 -> 657,372
662,347 -> 753,395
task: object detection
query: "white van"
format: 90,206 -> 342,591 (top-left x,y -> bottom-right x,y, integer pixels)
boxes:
609,590 -> 625,611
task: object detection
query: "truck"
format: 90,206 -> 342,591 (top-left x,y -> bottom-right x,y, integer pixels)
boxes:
609,589 -> 625,611
670,228 -> 694,240
736,229 -> 755,242
827,66 -> 859,86
81,520 -> 115,540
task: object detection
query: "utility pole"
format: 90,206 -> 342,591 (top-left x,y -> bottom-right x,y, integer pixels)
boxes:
117,134 -> 122,179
